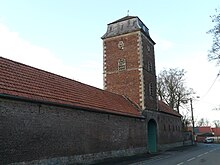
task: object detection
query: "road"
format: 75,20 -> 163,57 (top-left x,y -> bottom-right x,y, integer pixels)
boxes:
131,143 -> 220,165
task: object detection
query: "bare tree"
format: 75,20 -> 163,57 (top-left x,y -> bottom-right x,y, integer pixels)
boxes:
213,120 -> 220,127
181,110 -> 191,131
205,118 -> 210,126
196,118 -> 210,127
157,68 -> 194,112
197,118 -> 205,127
207,8 -> 220,65
212,105 -> 220,111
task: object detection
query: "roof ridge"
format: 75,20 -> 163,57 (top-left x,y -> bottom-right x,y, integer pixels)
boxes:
108,15 -> 137,25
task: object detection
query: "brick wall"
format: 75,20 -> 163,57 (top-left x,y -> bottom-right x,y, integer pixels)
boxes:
157,113 -> 183,144
141,33 -> 157,110
144,110 -> 183,151
0,97 -> 147,164
103,31 -> 158,111
103,32 -> 142,107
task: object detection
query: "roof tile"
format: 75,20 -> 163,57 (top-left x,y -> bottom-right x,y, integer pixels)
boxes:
0,57 -> 142,118
211,128 -> 220,136
158,100 -> 181,117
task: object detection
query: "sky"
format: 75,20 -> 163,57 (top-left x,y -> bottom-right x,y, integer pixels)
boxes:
0,0 -> 219,125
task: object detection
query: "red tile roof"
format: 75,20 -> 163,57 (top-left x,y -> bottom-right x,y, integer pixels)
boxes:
0,57 -> 142,118
198,126 -> 212,133
212,128 -> 220,136
188,127 -> 213,134
158,100 -> 182,117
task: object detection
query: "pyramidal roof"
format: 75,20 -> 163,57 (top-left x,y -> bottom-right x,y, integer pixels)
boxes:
102,15 -> 155,44
0,57 -> 142,118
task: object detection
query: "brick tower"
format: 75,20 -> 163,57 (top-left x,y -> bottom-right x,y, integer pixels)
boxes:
101,16 -> 157,111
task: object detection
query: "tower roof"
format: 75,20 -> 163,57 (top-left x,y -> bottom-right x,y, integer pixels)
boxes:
108,16 -> 137,25
102,15 -> 155,44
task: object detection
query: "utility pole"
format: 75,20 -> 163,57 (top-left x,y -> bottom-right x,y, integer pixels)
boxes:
190,98 -> 195,144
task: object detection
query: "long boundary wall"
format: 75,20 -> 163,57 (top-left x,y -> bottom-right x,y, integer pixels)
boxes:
0,97 -> 147,164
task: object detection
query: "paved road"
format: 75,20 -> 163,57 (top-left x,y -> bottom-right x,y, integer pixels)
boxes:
131,143 -> 220,165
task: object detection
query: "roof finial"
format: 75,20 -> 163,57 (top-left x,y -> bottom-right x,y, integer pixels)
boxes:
127,10 -> 129,16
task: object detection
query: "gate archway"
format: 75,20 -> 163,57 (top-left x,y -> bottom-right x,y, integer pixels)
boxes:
148,119 -> 157,153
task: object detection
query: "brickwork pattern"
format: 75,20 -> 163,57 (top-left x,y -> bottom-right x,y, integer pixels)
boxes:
103,31 -> 157,111
141,33 -> 157,110
103,32 -> 142,107
0,98 -> 147,164
144,110 -> 183,148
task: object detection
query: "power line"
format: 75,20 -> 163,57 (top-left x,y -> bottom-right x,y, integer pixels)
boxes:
201,70 -> 220,99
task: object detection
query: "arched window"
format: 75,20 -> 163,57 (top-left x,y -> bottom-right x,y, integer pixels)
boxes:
118,58 -> 126,71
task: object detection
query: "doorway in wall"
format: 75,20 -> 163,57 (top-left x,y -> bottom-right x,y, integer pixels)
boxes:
148,119 -> 157,153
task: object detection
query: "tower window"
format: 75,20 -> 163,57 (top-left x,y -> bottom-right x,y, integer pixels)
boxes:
121,24 -> 123,30
149,82 -> 153,96
147,45 -> 151,52
133,20 -> 136,26
127,19 -> 130,26
109,26 -> 112,32
148,62 -> 153,72
118,59 -> 126,71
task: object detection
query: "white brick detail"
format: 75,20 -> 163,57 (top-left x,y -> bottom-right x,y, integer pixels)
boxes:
103,41 -> 107,89
137,32 -> 145,110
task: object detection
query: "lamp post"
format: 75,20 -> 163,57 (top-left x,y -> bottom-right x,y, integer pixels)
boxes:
190,96 -> 200,145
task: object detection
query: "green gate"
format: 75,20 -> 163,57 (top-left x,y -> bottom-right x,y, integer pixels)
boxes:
148,119 -> 157,153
